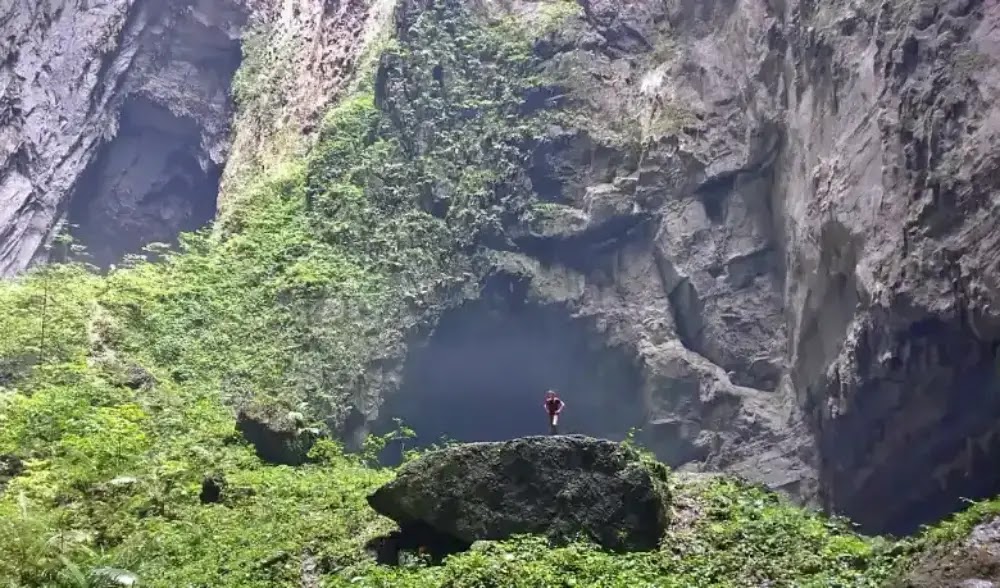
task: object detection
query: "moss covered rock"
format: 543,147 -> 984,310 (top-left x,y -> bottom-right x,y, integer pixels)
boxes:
236,407 -> 319,466
367,435 -> 670,552
0,454 -> 23,492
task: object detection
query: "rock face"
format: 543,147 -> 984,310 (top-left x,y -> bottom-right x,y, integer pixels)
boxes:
8,0 -> 1000,539
774,0 -> 1000,535
0,0 -> 400,272
0,0 -> 248,272
368,0 -> 1000,536
219,0 -> 398,218
897,516 -> 1000,587
367,436 -> 671,552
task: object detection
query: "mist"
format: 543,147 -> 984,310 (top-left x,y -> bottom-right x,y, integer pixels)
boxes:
374,297 -> 646,462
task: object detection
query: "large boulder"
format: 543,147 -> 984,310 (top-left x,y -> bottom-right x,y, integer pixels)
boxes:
235,407 -> 319,466
367,435 -> 670,552
896,516 -> 1000,587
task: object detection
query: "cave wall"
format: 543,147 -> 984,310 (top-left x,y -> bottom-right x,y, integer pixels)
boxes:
536,0 -> 1000,534
366,0 -> 1000,534
219,0 -> 399,218
0,0 -> 250,273
376,296 -> 646,452
6,0 -> 1000,536
0,0 -> 399,274
779,0 -> 1000,534
67,97 -> 224,267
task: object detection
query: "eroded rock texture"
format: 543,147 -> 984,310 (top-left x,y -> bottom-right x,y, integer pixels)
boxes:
367,436 -> 671,554
7,0 -> 1000,538
235,406 -> 319,466
0,0 -> 246,272
220,0 -> 398,211
370,0 -> 1000,535
897,516 -> 1000,587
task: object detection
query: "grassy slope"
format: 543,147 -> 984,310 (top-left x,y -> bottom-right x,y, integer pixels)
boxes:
0,0 -> 986,585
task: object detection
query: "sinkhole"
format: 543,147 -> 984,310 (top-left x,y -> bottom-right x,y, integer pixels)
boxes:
374,298 -> 646,462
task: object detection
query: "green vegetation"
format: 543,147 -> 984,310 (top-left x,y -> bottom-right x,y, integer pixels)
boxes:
339,475 -> 900,588
0,0 -> 993,585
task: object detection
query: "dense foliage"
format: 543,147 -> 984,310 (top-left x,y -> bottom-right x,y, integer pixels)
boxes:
0,0 -> 988,586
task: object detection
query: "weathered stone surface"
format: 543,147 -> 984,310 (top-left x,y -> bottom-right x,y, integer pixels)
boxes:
496,0 -> 1000,534
368,0 -> 1000,535
896,516 -> 1000,587
0,0 -> 394,271
219,0 -> 398,214
367,436 -> 671,552
236,407 -> 319,466
0,0 -> 248,272
371,0 -> 817,508
10,0 -> 1000,539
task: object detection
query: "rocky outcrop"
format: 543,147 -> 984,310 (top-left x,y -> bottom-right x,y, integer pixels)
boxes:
788,0 -> 1000,536
236,407 -> 319,466
8,0 -> 1000,539
219,0 -> 398,214
897,516 -> 1000,587
365,0 -> 819,508
367,436 -> 671,554
0,0 -> 397,272
626,0 -> 1000,535
0,0 -> 247,272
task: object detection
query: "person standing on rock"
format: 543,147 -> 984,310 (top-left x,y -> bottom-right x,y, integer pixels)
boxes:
544,390 -> 565,435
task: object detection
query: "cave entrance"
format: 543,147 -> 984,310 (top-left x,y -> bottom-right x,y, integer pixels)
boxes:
375,299 -> 646,462
67,97 -> 223,268
819,319 -> 1000,536
64,0 -> 246,270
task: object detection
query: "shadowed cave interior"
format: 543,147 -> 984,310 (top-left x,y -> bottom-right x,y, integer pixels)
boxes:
65,3 -> 244,269
818,316 -> 1000,536
374,298 -> 646,463
67,97 -> 222,268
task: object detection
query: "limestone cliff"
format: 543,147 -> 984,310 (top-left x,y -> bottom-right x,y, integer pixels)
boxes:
373,0 -> 1000,535
0,0 -> 245,271
5,0 -> 1000,539
0,0 -> 392,272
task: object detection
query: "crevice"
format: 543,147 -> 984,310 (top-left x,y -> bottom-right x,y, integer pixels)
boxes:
696,174 -> 735,224
668,278 -> 707,354
366,521 -> 471,566
527,136 -> 575,203
86,0 -> 155,120
513,213 -> 655,272
724,247 -> 780,291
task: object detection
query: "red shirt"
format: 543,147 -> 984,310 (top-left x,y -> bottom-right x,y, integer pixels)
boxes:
544,397 -> 564,415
